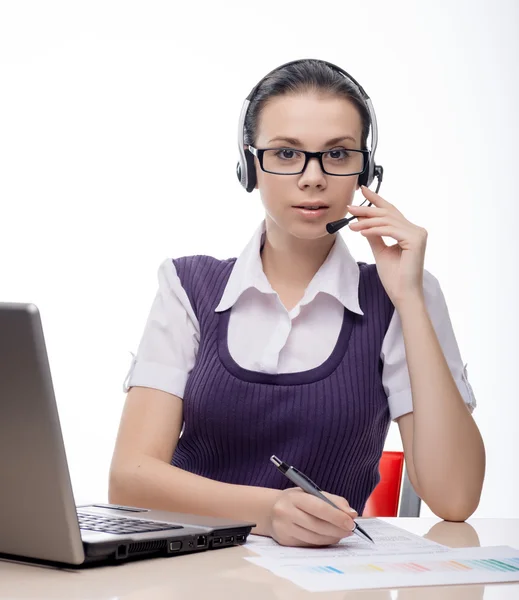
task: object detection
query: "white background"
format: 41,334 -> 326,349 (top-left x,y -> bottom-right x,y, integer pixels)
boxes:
1,0 -> 517,518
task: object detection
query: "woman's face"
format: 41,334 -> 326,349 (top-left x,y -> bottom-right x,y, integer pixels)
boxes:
253,92 -> 364,240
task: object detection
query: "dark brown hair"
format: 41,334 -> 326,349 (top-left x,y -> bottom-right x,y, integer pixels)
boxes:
244,59 -> 370,150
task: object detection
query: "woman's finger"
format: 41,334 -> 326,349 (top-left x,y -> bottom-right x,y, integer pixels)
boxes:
347,204 -> 387,218
322,493 -> 358,518
289,522 -> 343,547
291,505 -> 353,539
359,225 -> 408,242
293,493 -> 357,531
349,217 -> 400,231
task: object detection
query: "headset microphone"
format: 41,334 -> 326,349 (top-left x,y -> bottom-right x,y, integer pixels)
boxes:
325,165 -> 384,234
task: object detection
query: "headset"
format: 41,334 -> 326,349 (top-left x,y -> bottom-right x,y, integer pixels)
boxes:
235,58 -> 384,234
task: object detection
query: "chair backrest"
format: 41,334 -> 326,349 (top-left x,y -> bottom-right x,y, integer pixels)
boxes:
362,451 -> 422,517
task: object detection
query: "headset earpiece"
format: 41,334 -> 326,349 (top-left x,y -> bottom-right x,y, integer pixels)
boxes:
244,148 -> 256,192
357,163 -> 370,188
236,148 -> 257,192
236,148 -> 257,193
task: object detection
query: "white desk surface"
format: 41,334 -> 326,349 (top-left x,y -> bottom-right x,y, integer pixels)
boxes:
1,518 -> 518,599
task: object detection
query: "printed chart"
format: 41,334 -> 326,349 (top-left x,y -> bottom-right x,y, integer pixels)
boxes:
300,555 -> 519,575
246,546 -> 519,592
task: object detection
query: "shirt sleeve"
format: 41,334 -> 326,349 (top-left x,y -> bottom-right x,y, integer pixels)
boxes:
122,258 -> 200,398
380,269 -> 477,421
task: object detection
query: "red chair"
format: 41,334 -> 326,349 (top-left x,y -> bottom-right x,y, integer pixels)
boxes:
363,451 -> 421,517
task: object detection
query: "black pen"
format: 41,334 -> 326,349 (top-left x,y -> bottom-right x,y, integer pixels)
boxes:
270,455 -> 375,545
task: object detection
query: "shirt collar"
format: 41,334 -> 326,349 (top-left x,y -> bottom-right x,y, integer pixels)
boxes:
215,220 -> 364,316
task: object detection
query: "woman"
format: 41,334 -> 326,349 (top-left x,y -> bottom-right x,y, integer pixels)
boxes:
109,59 -> 485,548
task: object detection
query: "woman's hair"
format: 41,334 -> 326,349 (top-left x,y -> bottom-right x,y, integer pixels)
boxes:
244,59 -> 370,151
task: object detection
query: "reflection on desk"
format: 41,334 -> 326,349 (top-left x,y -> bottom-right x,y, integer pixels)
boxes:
0,518 -> 518,599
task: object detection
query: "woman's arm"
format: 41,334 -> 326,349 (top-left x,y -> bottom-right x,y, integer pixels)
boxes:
396,295 -> 486,521
108,386 -> 356,544
109,386 -> 281,534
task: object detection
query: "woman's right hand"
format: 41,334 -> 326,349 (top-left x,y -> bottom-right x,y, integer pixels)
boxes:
267,488 -> 358,547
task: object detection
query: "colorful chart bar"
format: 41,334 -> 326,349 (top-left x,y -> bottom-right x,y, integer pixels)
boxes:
301,556 -> 519,576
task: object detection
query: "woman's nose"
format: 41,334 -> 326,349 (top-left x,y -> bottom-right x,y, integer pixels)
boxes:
299,157 -> 326,185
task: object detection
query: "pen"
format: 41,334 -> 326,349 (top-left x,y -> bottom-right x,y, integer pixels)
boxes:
270,455 -> 375,545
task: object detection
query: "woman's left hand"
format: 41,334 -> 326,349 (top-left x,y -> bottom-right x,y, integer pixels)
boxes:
347,185 -> 428,309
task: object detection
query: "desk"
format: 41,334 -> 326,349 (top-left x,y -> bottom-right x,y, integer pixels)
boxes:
1,518 -> 518,599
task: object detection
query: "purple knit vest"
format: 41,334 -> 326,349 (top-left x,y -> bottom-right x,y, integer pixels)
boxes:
171,255 -> 395,514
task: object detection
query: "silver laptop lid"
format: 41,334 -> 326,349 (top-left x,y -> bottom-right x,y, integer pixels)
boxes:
0,303 -> 85,564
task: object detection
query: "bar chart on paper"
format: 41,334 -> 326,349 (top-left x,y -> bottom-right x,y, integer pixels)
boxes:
246,546 -> 519,592
300,555 -> 519,575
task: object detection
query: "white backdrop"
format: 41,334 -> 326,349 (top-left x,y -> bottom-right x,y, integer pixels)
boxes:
1,0 -> 518,518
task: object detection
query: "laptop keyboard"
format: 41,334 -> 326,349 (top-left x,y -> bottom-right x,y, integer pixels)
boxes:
77,512 -> 184,535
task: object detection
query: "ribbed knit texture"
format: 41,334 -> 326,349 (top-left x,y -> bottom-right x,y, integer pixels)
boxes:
171,255 -> 395,514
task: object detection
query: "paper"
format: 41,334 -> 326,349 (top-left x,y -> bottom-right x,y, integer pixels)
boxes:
245,517 -> 449,559
245,545 -> 519,592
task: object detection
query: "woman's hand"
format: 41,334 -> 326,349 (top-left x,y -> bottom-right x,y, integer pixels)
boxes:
347,185 -> 428,309
267,488 -> 358,547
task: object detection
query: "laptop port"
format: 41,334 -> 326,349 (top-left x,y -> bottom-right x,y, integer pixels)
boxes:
224,536 -> 234,544
196,535 -> 207,548
236,535 -> 245,543
212,536 -> 223,547
116,545 -> 128,559
168,541 -> 182,552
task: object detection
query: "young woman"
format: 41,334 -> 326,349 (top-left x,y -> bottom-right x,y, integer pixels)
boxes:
109,59 -> 485,548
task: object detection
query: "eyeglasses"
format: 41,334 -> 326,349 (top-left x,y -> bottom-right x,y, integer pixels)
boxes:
247,145 -> 369,176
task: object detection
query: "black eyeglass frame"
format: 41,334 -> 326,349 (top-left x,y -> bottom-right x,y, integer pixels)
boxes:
247,145 -> 369,177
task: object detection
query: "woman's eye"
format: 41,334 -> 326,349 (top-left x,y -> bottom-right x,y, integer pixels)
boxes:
328,149 -> 349,160
276,148 -> 299,160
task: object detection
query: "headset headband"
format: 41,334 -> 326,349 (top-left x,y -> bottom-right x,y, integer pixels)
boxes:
236,59 -> 380,193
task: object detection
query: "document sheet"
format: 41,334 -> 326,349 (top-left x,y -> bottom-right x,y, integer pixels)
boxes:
245,545 -> 519,592
244,519 -> 519,591
245,518 -> 449,559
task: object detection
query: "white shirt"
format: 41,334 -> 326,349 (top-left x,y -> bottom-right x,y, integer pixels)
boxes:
124,221 -> 476,421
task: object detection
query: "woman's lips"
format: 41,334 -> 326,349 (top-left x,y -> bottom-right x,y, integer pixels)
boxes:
292,206 -> 330,218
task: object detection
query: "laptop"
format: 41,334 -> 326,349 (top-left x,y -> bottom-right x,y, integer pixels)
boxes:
0,302 -> 255,567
